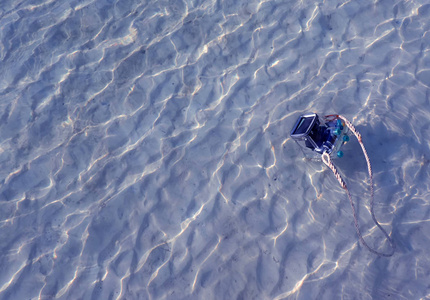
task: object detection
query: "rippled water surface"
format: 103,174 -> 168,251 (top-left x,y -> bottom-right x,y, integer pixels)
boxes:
1,0 -> 430,299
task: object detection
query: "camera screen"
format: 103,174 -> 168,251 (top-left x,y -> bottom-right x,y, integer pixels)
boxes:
293,116 -> 314,135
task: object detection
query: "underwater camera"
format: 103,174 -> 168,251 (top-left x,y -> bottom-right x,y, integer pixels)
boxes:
290,112 -> 396,257
290,113 -> 350,158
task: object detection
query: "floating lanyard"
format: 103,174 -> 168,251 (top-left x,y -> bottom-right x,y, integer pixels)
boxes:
321,115 -> 396,257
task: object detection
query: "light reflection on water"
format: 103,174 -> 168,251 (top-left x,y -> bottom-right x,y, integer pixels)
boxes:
0,0 -> 429,299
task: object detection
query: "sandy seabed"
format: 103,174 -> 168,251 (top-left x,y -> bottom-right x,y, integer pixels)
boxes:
0,0 -> 430,299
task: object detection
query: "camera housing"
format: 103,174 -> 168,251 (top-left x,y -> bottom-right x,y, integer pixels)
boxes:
290,113 -> 349,157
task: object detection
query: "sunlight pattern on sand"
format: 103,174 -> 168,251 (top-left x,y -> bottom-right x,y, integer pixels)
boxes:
1,0 -> 430,299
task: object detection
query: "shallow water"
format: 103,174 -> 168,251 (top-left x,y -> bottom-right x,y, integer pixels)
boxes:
1,0 -> 430,299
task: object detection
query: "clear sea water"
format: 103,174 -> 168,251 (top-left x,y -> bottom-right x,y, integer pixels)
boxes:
1,0 -> 430,299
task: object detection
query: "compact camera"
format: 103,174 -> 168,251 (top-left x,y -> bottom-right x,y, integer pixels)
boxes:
290,113 -> 349,158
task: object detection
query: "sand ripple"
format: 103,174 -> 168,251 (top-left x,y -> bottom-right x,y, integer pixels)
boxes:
1,0 -> 430,299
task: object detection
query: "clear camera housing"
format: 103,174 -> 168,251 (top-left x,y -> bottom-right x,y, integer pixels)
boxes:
290,113 -> 349,159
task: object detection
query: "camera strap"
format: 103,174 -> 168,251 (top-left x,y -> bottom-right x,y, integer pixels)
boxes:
321,115 -> 396,257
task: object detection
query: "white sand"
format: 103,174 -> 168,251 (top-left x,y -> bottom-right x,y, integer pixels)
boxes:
1,0 -> 430,299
